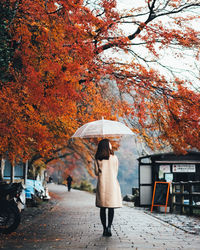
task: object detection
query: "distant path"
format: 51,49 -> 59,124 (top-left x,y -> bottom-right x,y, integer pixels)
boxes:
0,183 -> 200,249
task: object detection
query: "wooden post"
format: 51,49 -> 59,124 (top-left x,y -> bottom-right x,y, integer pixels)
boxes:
172,183 -> 176,213
180,182 -> 184,214
189,181 -> 193,215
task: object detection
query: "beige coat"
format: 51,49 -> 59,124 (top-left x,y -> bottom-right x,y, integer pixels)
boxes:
95,155 -> 122,208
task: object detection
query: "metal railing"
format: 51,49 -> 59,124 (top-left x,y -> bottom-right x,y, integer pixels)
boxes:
171,181 -> 200,215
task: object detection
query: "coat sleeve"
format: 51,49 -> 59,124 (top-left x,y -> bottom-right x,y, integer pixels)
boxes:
94,160 -> 99,176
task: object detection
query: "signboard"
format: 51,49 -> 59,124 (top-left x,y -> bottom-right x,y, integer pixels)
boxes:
151,181 -> 170,213
172,164 -> 196,173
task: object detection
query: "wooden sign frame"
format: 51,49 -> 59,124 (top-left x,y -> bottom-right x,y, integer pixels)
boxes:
151,181 -> 170,213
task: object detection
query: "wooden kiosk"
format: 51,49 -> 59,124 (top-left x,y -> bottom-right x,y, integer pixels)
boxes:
137,151 -> 200,208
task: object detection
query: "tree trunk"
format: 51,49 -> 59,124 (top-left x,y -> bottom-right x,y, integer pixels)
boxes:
10,161 -> 15,183
0,158 -> 5,181
24,160 -> 28,185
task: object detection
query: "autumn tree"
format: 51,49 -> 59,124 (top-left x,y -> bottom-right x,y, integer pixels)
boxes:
1,0 -> 200,172
86,0 -> 200,153
0,0 -> 122,165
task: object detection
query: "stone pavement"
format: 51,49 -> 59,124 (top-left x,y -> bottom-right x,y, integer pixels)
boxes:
1,183 -> 200,249
124,202 -> 200,235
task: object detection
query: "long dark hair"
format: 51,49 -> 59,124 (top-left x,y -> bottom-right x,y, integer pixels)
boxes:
95,139 -> 114,161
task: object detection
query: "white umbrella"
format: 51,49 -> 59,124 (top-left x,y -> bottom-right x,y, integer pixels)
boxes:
72,118 -> 134,138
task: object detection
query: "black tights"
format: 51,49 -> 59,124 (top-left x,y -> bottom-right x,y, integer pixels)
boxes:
100,208 -> 114,229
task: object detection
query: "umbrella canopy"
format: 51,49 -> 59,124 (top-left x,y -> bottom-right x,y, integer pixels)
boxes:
72,118 -> 134,138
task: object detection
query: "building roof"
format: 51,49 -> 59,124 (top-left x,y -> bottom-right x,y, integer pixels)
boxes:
138,151 -> 200,164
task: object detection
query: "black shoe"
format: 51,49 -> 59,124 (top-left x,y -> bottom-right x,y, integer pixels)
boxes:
103,227 -> 108,236
107,227 -> 112,237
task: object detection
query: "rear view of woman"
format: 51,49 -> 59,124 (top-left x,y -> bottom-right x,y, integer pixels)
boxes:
94,139 -> 122,237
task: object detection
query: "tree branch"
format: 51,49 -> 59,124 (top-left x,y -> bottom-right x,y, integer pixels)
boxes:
96,1 -> 200,53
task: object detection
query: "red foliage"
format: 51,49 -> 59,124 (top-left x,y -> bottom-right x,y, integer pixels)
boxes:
1,0 -> 200,165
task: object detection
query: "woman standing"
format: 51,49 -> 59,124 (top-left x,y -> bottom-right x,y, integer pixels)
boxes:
94,139 -> 122,237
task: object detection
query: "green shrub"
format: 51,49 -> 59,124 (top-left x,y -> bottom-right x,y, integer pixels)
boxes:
72,180 -> 94,193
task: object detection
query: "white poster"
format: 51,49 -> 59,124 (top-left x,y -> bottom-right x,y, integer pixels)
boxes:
165,173 -> 173,182
160,165 -> 171,173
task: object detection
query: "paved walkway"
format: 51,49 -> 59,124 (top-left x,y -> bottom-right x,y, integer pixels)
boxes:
1,183 -> 200,249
